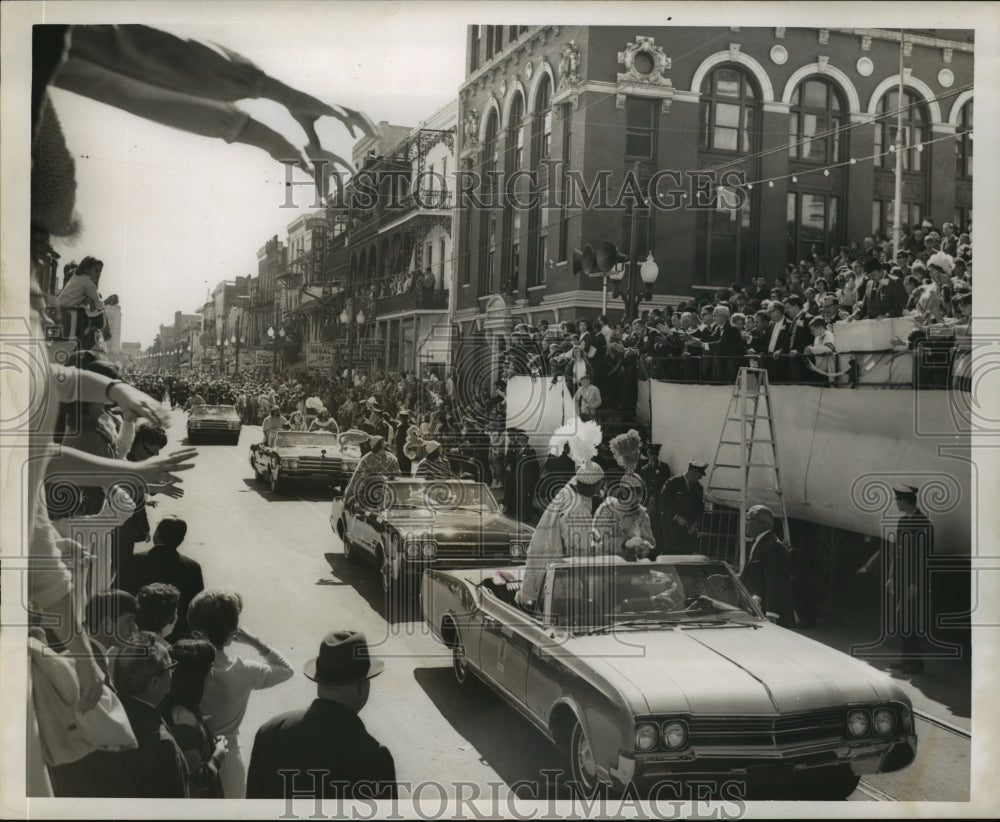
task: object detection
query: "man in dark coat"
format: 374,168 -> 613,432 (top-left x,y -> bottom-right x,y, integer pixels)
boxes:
656,460 -> 707,556
246,631 -> 396,800
857,485 -> 933,674
638,443 -> 670,547
783,296 -> 814,382
116,516 -> 203,642
740,505 -> 796,627
535,442 -> 577,514
503,429 -> 540,524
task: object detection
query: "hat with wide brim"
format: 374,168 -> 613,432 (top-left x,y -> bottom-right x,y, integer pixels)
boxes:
304,630 -> 384,684
339,429 -> 371,446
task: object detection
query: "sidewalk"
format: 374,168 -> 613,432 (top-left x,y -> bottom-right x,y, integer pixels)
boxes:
792,588 -> 971,732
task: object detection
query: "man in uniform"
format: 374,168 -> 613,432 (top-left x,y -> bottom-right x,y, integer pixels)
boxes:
657,460 -> 708,556
857,484 -> 933,674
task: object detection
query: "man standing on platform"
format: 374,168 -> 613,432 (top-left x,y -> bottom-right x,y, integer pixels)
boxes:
657,460 -> 707,556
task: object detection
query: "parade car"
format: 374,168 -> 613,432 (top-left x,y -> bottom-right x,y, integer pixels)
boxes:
421,555 -> 916,799
251,430 -> 362,494
332,478 -> 533,599
186,404 -> 241,445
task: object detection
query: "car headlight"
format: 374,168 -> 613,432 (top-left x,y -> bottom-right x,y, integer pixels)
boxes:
873,708 -> 896,735
421,540 -> 437,559
228,420 -> 240,429
509,542 -> 527,559
282,458 -> 299,469
404,539 -> 437,559
847,709 -> 871,737
634,723 -> 659,752
662,720 -> 688,750
405,540 -> 421,559
189,421 -> 201,428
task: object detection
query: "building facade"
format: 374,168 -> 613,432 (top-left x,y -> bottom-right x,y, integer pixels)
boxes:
452,25 -> 973,341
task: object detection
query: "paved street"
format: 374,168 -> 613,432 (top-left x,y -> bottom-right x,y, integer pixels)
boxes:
150,408 -> 970,803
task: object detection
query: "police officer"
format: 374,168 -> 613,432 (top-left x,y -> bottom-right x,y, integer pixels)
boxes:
656,460 -> 707,556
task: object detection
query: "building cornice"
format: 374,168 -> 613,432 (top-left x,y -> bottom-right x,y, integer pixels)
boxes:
832,28 -> 973,53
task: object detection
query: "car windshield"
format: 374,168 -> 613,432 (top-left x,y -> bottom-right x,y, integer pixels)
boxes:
272,432 -> 340,448
545,561 -> 761,632
383,481 -> 500,514
189,405 -> 236,417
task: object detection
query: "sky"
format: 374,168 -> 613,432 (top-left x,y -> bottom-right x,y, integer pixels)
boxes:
45,6 -> 469,346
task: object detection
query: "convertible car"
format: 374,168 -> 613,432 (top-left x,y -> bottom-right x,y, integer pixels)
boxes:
251,430 -> 362,494
332,478 -> 533,599
186,404 -> 241,444
421,556 -> 916,799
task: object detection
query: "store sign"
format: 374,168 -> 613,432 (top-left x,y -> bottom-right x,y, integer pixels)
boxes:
305,342 -> 336,369
256,350 -> 275,366
358,339 -> 386,359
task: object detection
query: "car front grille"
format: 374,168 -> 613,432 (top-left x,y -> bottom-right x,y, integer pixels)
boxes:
294,456 -> 350,472
434,542 -> 513,560
191,420 -> 235,430
688,709 -> 845,748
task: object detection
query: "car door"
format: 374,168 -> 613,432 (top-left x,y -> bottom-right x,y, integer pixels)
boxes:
478,598 -> 537,705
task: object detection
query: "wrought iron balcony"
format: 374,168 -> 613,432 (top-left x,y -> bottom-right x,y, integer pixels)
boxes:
376,288 -> 449,315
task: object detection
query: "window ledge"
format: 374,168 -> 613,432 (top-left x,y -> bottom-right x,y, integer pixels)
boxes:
527,285 -> 547,291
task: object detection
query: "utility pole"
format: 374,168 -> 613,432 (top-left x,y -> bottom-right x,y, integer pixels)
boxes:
892,31 -> 906,257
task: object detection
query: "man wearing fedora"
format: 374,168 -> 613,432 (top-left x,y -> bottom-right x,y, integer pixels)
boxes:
246,631 -> 396,799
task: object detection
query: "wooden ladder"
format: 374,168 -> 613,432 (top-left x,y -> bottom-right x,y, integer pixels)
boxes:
700,367 -> 791,572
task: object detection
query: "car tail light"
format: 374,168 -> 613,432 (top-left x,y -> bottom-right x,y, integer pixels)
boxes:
873,708 -> 896,735
634,723 -> 658,752
662,720 -> 688,750
847,709 -> 871,737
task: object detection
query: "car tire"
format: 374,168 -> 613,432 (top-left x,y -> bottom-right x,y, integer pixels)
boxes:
188,433 -> 198,445
342,525 -> 358,564
451,632 -> 477,690
269,470 -> 284,495
569,722 -> 604,797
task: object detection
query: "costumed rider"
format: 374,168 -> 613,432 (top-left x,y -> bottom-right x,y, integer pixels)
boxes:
592,430 -> 655,560
415,440 -> 455,480
343,435 -> 400,509
515,418 -> 604,611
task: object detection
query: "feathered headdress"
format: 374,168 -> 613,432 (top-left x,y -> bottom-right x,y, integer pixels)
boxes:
926,251 -> 955,276
610,429 -> 642,471
549,417 -> 603,465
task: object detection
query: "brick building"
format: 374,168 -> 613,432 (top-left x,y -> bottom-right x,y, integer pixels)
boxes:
452,25 -> 973,344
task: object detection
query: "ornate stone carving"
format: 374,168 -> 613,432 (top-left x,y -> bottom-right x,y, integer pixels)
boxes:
774,27 -> 786,39
729,43 -> 741,62
818,29 -> 829,45
558,40 -> 582,91
861,35 -> 872,51
903,40 -> 913,57
616,36 -> 672,89
462,109 -> 479,150
943,47 -> 953,64
818,55 -> 830,73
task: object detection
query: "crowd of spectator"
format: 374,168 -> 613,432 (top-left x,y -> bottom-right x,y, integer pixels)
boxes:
497,220 -> 972,394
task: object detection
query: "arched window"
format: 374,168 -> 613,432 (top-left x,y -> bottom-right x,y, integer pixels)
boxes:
788,77 -> 845,163
873,89 -> 926,171
872,88 -> 929,236
956,100 -> 973,178
479,111 -> 500,294
527,74 -> 553,287
700,66 -> 759,153
506,93 -> 525,171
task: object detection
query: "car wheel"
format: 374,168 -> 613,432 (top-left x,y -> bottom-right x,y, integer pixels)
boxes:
570,722 -> 603,796
452,633 -> 476,689
341,524 -> 358,564
269,470 -> 284,494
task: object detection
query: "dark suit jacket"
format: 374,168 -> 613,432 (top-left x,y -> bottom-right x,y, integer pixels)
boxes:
786,313 -> 814,352
117,696 -> 190,797
116,546 -> 204,641
246,699 -> 397,800
740,531 -> 795,626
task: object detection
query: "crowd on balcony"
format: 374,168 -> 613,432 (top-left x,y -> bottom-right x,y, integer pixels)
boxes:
498,219 -> 973,396
375,266 -> 442,299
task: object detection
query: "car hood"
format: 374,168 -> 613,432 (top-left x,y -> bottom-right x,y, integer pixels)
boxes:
387,510 -> 531,542
571,623 -> 907,714
272,446 -> 355,458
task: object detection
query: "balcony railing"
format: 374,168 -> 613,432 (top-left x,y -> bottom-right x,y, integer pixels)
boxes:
376,288 -> 449,315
